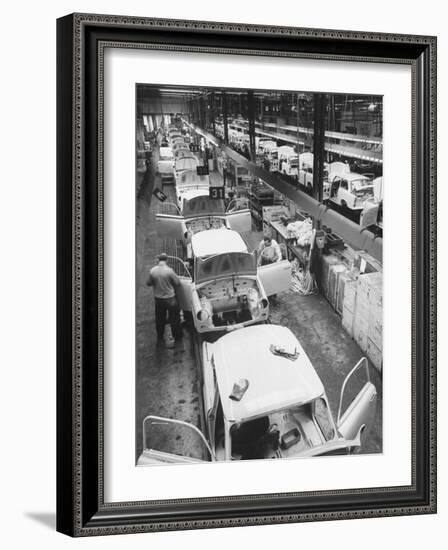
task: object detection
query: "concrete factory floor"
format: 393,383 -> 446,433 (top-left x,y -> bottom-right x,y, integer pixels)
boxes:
135,147 -> 382,462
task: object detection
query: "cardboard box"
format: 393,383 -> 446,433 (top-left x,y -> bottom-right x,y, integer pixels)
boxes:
328,264 -> 347,310
342,276 -> 357,312
337,272 -> 355,315
342,305 -> 354,337
369,305 -> 383,350
320,255 -> 341,298
353,324 -> 368,352
367,338 -> 383,372
355,251 -> 383,274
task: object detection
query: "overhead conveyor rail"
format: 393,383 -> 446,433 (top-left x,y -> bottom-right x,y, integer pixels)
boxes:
184,121 -> 382,263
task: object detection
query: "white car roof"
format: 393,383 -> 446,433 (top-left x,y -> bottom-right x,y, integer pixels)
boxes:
278,146 -> 295,156
159,146 -> 173,156
175,157 -> 199,172
211,325 -> 325,423
299,152 -> 314,163
191,228 -> 248,258
177,170 -> 208,186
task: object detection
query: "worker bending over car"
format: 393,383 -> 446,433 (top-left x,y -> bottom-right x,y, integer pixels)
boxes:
257,236 -> 282,266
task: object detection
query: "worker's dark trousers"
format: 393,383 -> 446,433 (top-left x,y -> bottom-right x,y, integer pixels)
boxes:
154,297 -> 182,340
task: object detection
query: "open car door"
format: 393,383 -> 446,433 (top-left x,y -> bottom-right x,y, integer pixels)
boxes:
165,255 -> 193,311
337,357 -> 377,445
258,259 -> 291,296
155,213 -> 186,240
137,415 -> 215,465
225,209 -> 252,233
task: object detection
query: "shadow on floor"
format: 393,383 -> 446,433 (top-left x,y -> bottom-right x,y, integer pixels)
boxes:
25,512 -> 56,530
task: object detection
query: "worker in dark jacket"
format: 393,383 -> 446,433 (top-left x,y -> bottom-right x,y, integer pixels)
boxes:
146,253 -> 183,343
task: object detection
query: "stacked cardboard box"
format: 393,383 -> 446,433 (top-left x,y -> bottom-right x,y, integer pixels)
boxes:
354,250 -> 383,274
327,264 -> 348,311
365,272 -> 382,372
320,254 -> 344,299
341,273 -> 357,336
352,272 -> 383,372
320,252 -> 383,372
353,274 -> 373,352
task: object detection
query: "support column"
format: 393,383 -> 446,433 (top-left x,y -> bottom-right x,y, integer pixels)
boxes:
222,91 -> 229,145
210,91 -> 216,135
199,96 -> 205,128
203,91 -> 209,129
311,93 -> 327,288
312,93 -> 326,205
247,90 -> 256,161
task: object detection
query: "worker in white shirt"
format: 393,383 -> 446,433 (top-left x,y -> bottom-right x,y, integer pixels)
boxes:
257,236 -> 282,266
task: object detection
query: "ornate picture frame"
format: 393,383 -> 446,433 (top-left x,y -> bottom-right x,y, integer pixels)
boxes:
56,13 -> 437,536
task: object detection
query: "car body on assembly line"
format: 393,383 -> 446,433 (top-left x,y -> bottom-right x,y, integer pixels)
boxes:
137,325 -> 377,464
157,146 -> 174,174
174,170 -> 210,209
156,183 -> 252,238
156,227 -> 291,333
327,172 -> 374,211
278,146 -> 299,177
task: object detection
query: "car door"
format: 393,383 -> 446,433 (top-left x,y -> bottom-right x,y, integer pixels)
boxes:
258,259 -> 291,296
137,415 -> 215,465
330,177 -> 341,200
165,255 -> 193,311
226,209 -> 252,233
338,179 -> 352,208
155,213 -> 186,240
336,357 -> 378,444
305,167 -> 313,189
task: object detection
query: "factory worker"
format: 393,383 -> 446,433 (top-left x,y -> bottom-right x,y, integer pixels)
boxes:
257,236 -> 282,266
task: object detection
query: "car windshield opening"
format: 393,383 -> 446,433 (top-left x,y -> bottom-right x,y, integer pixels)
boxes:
196,252 -> 256,282
183,196 -> 225,216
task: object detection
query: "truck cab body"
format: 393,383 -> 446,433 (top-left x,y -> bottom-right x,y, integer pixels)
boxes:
327,172 -> 374,211
262,142 -> 279,172
278,146 -> 299,177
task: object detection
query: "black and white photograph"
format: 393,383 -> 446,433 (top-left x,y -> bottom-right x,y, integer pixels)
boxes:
135,85 -> 383,465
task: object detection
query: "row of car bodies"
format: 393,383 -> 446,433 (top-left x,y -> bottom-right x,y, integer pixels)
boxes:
154,133 -> 292,334
138,325 -> 378,464
155,213 -> 291,333
157,126 -> 201,180
217,121 -> 382,214
276,150 -> 381,212
140,122 -> 378,465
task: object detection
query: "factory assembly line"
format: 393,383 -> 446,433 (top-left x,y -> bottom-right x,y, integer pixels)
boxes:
135,86 -> 383,464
